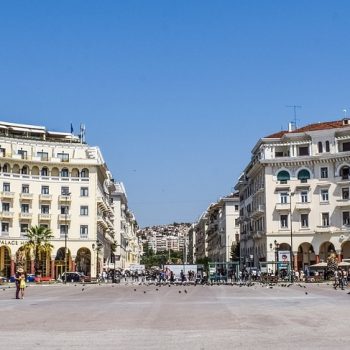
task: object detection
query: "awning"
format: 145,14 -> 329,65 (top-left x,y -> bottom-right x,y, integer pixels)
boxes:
309,262 -> 327,268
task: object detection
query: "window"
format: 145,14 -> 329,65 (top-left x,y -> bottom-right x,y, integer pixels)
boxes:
0,148 -> 5,157
322,213 -> 330,227
18,149 -> 27,159
41,205 -> 49,214
80,187 -> 89,197
61,168 -> 69,177
280,192 -> 288,204
340,166 -> 350,180
342,142 -> 350,152
60,225 -> 68,237
2,223 -> 9,233
80,225 -> 88,238
22,185 -> 29,193
235,219 -> 239,227
21,166 -> 28,175
300,191 -> 308,203
2,164 -> 9,173
21,204 -> 29,213
57,153 -> 69,162
61,206 -> 69,215
277,170 -> 290,184
343,212 -> 350,226
280,215 -> 288,228
318,142 -> 323,153
80,206 -> 88,216
41,186 -> 49,195
37,151 -> 48,161
321,167 -> 328,179
325,141 -> 330,152
235,205 -> 239,211
40,224 -> 49,229
298,146 -> 309,156
3,183 -> 10,192
342,188 -> 349,200
81,168 -> 89,178
298,169 -> 311,183
2,203 -> 10,212
20,224 -> 28,234
41,167 -> 48,176
321,189 -> 329,202
301,214 -> 309,228
61,187 -> 70,195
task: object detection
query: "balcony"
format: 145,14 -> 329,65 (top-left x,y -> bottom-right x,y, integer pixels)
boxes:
20,193 -> 33,201
97,197 -> 109,213
315,225 -> 332,234
39,194 -> 52,201
1,191 -> 15,199
58,195 -> 72,202
275,203 -> 290,211
336,176 -> 350,185
0,211 -> 14,219
251,205 -> 265,218
97,214 -> 108,230
295,202 -> 311,211
19,212 -> 33,220
336,199 -> 350,208
58,214 -> 71,222
80,234 -> 89,239
38,213 -> 52,221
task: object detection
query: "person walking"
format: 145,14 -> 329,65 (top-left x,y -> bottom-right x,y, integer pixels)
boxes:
19,273 -> 26,299
14,271 -> 21,299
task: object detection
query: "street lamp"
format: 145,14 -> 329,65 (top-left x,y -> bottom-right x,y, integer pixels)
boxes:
274,240 -> 279,275
64,192 -> 71,284
289,192 -> 295,282
92,241 -> 102,279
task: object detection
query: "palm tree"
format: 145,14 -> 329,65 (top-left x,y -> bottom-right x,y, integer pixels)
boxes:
24,225 -> 54,276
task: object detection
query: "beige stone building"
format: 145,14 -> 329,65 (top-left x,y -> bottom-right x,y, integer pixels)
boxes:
235,119 -> 350,271
0,120 -> 138,279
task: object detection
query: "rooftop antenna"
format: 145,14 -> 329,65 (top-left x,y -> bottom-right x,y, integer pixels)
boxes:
343,109 -> 348,119
286,105 -> 302,130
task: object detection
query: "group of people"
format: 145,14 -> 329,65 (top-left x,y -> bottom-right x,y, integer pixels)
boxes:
14,269 -> 26,299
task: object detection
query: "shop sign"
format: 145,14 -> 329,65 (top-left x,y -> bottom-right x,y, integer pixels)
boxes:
0,240 -> 27,246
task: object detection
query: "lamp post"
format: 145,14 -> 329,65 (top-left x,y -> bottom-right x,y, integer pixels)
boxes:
289,192 -> 294,282
64,192 -> 71,284
274,240 -> 279,276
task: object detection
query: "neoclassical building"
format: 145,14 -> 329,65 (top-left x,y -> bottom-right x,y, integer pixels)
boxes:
0,120 -> 139,279
235,119 -> 350,271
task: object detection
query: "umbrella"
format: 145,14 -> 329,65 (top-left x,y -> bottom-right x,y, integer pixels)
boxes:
338,261 -> 350,267
309,262 -> 327,268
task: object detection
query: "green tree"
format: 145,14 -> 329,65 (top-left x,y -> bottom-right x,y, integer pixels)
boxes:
24,225 -> 54,275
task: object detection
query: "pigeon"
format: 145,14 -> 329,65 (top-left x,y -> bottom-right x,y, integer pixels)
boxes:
82,288 -> 84,291
143,291 -> 146,294
184,290 -> 187,294
305,292 -> 308,295
178,291 -> 181,293
134,289 -> 136,292
156,288 -> 159,291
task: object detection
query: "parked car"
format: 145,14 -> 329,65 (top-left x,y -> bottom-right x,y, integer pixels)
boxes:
0,276 -> 7,283
9,274 -> 36,283
59,272 -> 86,283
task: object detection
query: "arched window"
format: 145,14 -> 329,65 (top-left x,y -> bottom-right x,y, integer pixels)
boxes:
41,167 -> 48,176
325,141 -> 330,152
61,168 -> 69,177
21,166 -> 29,175
277,170 -> 290,184
298,169 -> 311,183
81,168 -> 89,178
3,164 -> 9,173
318,142 -> 323,153
340,166 -> 350,180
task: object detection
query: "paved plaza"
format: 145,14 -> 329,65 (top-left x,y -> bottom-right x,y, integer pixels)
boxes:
0,282 -> 349,349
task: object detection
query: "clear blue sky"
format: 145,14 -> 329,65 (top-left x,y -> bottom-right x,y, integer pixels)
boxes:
1,1 -> 350,227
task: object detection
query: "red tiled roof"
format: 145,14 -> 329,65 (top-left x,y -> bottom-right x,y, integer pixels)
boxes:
264,120 -> 346,139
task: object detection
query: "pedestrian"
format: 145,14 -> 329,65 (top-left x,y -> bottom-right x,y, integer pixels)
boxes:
15,271 -> 21,299
19,273 -> 26,299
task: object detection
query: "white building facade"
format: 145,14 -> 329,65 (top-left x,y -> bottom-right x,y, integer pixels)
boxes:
235,119 -> 350,271
0,121 -> 138,279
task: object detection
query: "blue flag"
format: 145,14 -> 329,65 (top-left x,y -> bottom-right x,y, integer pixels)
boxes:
70,123 -> 74,134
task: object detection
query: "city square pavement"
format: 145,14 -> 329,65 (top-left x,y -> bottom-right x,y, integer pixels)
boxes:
0,282 -> 349,350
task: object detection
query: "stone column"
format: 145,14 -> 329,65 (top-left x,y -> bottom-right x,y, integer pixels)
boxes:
71,256 -> 76,272
51,258 -> 55,279
338,253 -> 342,263
30,260 -> 35,274
293,253 -> 298,271
316,255 -> 320,264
